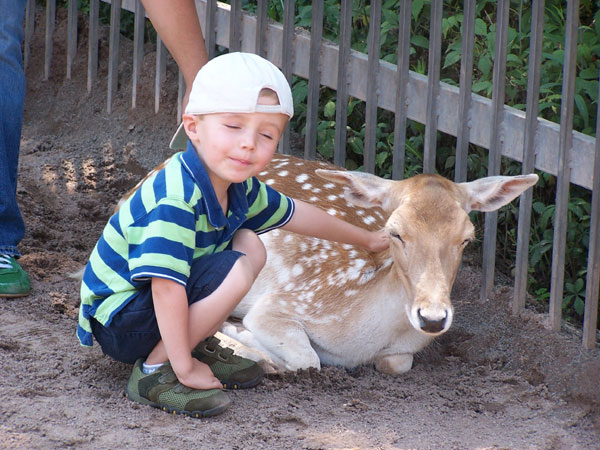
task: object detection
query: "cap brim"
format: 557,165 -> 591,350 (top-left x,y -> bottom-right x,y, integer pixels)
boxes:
169,123 -> 188,150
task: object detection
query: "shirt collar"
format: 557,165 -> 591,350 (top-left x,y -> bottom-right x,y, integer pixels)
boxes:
179,141 -> 249,229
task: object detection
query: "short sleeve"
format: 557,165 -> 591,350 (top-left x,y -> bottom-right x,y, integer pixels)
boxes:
242,177 -> 295,233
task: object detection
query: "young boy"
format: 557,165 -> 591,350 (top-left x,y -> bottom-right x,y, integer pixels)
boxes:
77,52 -> 389,418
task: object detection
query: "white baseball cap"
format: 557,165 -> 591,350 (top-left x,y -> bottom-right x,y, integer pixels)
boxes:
170,52 -> 294,149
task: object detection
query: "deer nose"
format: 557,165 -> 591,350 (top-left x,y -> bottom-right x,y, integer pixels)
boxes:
417,308 -> 448,334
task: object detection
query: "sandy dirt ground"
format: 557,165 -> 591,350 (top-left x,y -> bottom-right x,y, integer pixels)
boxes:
1,9 -> 599,450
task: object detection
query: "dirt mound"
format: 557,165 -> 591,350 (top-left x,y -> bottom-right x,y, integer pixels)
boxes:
1,8 -> 598,449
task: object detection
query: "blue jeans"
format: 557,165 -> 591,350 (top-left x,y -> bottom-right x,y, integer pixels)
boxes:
0,0 -> 27,257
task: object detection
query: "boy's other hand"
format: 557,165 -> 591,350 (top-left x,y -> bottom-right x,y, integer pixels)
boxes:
366,229 -> 390,253
175,358 -> 223,390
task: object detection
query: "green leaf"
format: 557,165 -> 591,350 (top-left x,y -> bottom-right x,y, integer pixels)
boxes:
324,100 -> 336,119
443,50 -> 462,69
478,55 -> 492,77
574,298 -> 585,316
412,0 -> 424,21
411,35 -> 429,49
475,18 -> 487,36
574,94 -> 589,129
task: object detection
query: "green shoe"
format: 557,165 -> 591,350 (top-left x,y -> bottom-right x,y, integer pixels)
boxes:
125,359 -> 231,418
0,255 -> 31,298
192,336 -> 264,389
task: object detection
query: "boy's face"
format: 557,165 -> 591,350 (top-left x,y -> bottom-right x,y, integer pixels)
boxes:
183,95 -> 288,190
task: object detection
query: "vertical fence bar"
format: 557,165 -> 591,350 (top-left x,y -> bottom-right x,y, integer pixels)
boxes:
177,70 -> 185,120
279,0 -> 295,155
87,0 -> 99,93
549,0 -> 579,330
480,0 -> 509,302
24,0 -> 36,70
132,0 -> 145,109
205,0 -> 217,60
392,0 -> 411,180
582,75 -> 600,348
333,0 -> 353,168
229,0 -> 242,52
107,0 -> 122,114
422,0 -> 442,174
513,0 -> 545,315
304,1 -> 324,160
364,0 -> 381,174
454,0 -> 475,183
66,0 -> 78,79
154,37 -> 166,114
44,0 -> 56,80
255,0 -> 268,57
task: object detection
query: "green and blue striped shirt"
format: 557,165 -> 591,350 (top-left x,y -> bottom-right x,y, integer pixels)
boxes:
77,143 -> 294,347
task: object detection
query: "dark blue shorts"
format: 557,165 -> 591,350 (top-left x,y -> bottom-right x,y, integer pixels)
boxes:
90,250 -> 243,364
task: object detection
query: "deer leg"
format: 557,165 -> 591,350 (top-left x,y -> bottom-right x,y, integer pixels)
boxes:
237,305 -> 321,372
374,353 -> 414,374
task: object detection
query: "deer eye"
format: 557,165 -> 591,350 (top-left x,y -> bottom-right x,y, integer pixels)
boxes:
390,232 -> 404,244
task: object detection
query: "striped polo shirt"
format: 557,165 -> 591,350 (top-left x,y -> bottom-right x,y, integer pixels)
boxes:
77,143 -> 295,347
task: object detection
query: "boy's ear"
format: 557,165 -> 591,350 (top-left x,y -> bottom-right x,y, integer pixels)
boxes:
182,114 -> 199,141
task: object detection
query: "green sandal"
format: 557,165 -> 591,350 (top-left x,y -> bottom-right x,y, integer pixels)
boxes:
192,336 -> 264,389
125,359 -> 231,418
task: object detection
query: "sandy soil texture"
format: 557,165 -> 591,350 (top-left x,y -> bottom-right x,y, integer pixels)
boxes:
1,9 -> 598,450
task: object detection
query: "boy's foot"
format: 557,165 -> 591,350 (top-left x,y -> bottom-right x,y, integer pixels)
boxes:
0,255 -> 31,298
126,359 -> 231,418
192,336 -> 264,389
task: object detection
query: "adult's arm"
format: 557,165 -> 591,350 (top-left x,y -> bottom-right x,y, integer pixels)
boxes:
141,0 -> 209,109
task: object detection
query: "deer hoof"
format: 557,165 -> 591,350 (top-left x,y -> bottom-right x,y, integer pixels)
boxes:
375,353 -> 414,374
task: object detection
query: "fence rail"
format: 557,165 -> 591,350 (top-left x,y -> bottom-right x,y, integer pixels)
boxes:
25,0 -> 599,349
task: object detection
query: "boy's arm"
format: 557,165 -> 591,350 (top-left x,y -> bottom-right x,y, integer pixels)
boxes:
151,277 -> 193,370
282,199 -> 389,252
151,277 -> 221,389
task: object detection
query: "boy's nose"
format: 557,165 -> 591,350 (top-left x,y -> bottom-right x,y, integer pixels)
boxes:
239,130 -> 257,150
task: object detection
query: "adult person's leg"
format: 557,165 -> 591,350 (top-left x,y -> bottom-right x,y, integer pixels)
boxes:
0,0 -> 30,298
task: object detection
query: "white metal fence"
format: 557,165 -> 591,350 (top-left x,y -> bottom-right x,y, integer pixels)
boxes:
25,0 -> 599,349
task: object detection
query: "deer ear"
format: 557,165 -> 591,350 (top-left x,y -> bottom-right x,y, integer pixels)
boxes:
458,174 -> 538,213
315,169 -> 396,210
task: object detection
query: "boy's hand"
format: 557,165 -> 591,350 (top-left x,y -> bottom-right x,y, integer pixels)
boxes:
365,229 -> 390,253
174,358 -> 223,390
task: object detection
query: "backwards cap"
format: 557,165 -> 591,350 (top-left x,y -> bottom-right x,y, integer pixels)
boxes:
170,52 -> 294,149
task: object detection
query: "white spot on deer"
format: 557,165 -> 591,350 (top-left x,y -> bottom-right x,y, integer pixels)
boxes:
278,170 -> 289,177
291,264 -> 304,277
323,183 -> 335,189
344,289 -> 358,297
259,171 -> 268,176
312,188 -> 322,193
356,210 -> 365,216
327,195 -> 338,201
310,196 -> 319,202
265,179 -> 275,185
283,234 -> 294,243
327,208 -> 337,216
363,215 -> 376,225
296,174 -> 309,183
284,282 -> 296,292
273,161 -> 289,169
302,183 -> 312,190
